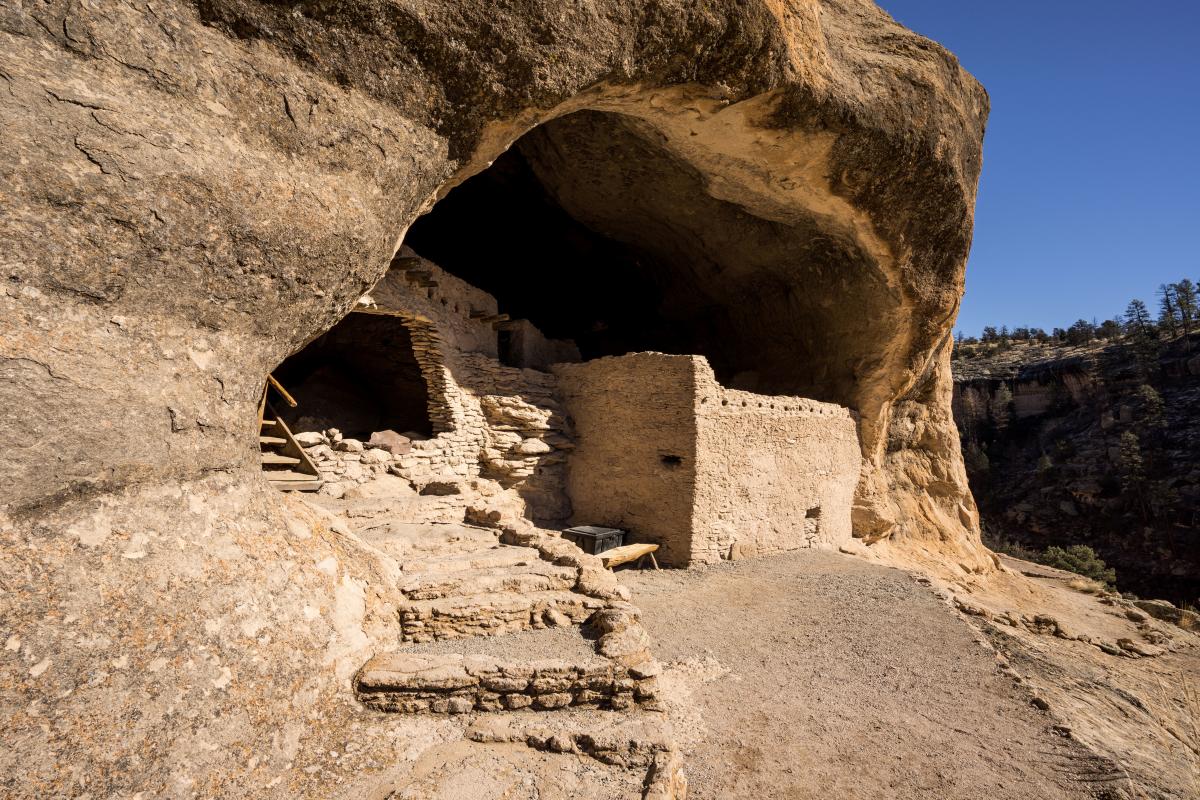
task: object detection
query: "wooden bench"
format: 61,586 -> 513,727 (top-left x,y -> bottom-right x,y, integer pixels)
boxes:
600,543 -> 660,571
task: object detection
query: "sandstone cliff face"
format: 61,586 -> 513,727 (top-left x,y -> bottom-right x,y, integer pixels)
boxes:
0,1 -> 987,795
953,336 -> 1200,607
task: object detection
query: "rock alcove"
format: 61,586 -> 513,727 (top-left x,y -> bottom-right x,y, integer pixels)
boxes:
1,1 -> 992,795
405,108 -> 899,404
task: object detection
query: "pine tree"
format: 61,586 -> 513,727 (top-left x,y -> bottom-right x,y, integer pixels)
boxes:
1135,383 -> 1165,428
1124,298 -> 1153,337
1118,430 -> 1147,516
1123,298 -> 1160,377
1175,279 -> 1197,346
1158,283 -> 1180,337
990,383 -> 1013,434
1097,319 -> 1122,340
1066,319 -> 1095,345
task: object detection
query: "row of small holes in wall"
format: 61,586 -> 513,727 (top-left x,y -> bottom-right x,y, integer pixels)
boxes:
401,264 -> 493,325
702,396 -> 833,414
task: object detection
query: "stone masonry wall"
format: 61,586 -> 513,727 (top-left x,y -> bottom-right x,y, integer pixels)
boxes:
553,354 -> 699,566
692,362 -> 860,563
555,353 -> 861,566
350,249 -> 575,521
502,320 -> 582,371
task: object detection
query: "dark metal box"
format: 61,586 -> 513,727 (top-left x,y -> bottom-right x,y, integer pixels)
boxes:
561,525 -> 625,555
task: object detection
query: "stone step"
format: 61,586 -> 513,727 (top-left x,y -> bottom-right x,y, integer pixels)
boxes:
400,562 -> 578,600
265,469 -> 320,482
355,652 -> 658,714
264,470 -> 323,492
400,590 -> 604,641
405,545 -> 544,575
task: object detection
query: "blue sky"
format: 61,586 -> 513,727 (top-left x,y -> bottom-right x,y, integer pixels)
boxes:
875,1 -> 1200,336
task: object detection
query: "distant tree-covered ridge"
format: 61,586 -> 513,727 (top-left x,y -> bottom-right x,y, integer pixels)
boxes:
950,277 -> 1200,608
954,277 -> 1198,358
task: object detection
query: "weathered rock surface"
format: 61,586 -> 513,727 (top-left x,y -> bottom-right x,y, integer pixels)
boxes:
1,1 -> 986,796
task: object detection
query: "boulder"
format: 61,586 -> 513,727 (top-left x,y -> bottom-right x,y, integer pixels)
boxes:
361,448 -> 391,464
343,474 -> 417,500
368,429 -> 412,455
516,438 -> 552,456
293,431 -> 328,447
1117,638 -> 1165,658
1134,599 -> 1200,631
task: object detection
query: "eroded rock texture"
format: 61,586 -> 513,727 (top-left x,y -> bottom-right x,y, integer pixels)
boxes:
0,1 -> 987,796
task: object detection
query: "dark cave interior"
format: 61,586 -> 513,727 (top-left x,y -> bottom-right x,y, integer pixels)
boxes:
404,109 -> 898,405
274,312 -> 432,439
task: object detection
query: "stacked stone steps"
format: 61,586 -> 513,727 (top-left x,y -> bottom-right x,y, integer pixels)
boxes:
340,495 -> 474,532
349,521 -> 663,720
403,544 -> 543,574
400,562 -> 578,601
400,589 -> 604,642
355,652 -> 659,714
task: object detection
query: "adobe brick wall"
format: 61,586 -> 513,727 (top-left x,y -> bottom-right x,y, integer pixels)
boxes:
692,362 -> 860,563
555,354 -> 860,566
553,354 -> 699,566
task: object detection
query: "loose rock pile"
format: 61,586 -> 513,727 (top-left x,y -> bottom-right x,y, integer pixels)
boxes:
297,428 -> 413,498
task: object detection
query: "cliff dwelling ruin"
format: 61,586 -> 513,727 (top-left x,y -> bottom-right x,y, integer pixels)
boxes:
7,1 -> 1050,797
263,110 -> 863,566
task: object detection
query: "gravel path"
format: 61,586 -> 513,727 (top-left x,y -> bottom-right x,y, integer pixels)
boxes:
624,550 -> 1106,800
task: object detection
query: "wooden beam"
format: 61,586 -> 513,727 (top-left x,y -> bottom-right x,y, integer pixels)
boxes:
267,375 -> 298,408
601,543 -> 661,570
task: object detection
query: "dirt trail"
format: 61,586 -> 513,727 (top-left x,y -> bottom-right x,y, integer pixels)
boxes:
624,551 -> 1111,800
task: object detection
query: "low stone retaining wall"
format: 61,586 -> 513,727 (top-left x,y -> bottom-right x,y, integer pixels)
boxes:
399,592 -> 605,641
355,653 -> 660,713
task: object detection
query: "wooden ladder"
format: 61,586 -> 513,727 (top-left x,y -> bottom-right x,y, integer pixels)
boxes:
259,375 -> 323,492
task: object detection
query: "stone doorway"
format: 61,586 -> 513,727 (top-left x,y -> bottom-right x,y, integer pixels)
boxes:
273,311 -> 434,441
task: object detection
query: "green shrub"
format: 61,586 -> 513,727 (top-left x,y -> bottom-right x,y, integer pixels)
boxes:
985,535 -> 1041,563
1040,545 -> 1116,587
